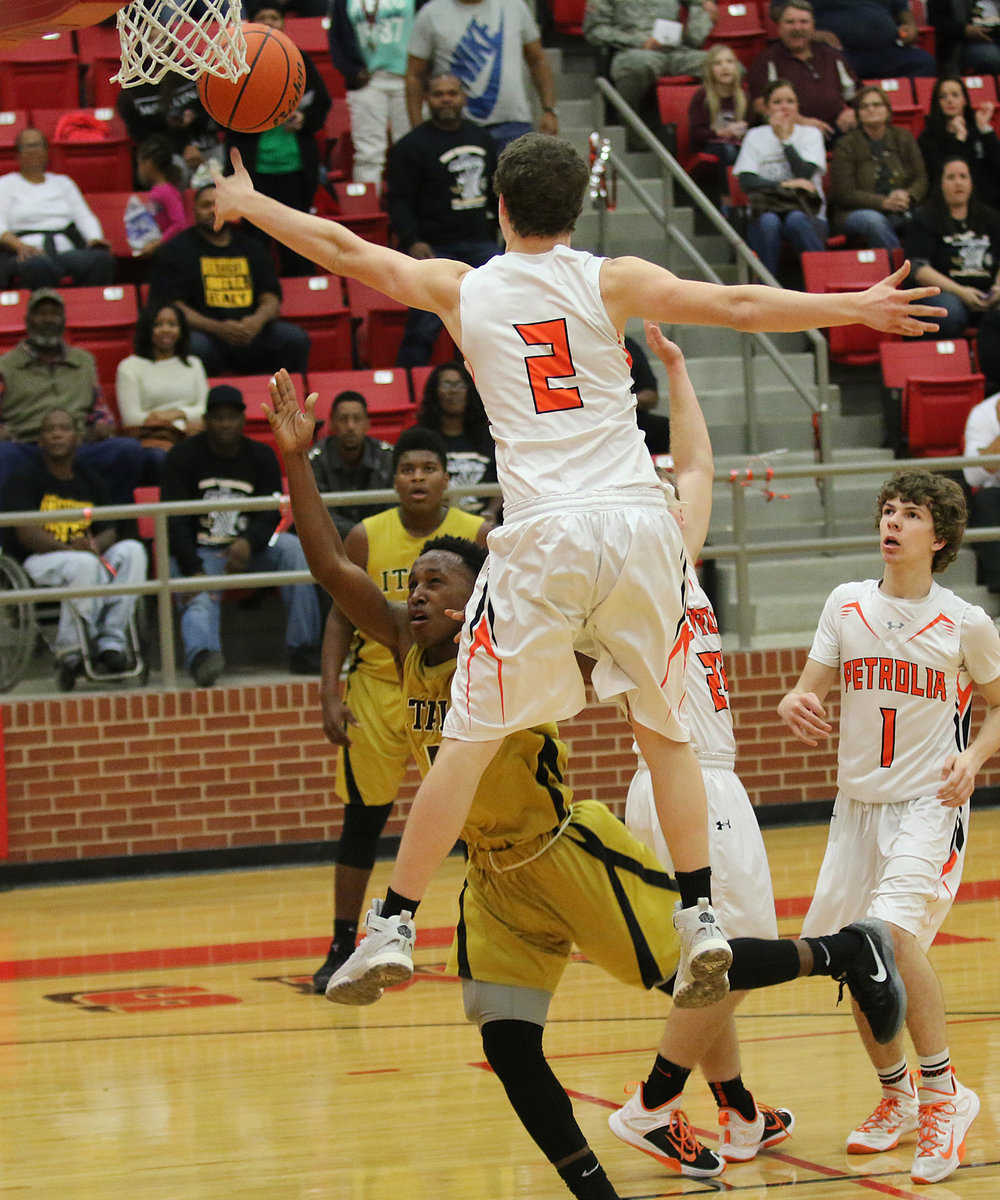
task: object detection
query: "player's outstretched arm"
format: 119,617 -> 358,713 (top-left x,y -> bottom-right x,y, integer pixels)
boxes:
777,658 -> 839,746
644,321 -> 713,561
264,370 -> 404,651
211,150 -> 467,316
604,258 -> 946,337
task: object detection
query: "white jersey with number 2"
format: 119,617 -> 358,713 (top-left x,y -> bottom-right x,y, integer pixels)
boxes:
459,244 -> 658,507
808,578 -> 1000,805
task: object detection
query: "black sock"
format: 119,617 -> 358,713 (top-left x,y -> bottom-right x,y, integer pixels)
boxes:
556,1151 -> 618,1200
381,887 -> 420,920
728,937 -> 802,990
643,1054 -> 691,1109
803,930 -> 863,977
710,1076 -> 756,1122
675,867 -> 712,909
332,919 -> 357,950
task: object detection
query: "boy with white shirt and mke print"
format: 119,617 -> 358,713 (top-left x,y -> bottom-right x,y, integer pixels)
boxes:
779,469 -> 1000,1185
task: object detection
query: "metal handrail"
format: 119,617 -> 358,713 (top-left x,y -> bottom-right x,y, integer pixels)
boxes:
591,77 -> 835,533
4,460 -> 999,682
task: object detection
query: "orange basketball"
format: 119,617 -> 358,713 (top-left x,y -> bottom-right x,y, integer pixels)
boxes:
197,23 -> 305,134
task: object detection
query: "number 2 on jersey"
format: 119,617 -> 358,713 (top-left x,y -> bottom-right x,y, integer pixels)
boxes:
514,318 -> 584,413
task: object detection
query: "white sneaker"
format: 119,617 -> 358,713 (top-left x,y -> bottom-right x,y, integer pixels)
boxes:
324,899 -> 415,1006
911,1075 -> 979,1184
846,1075 -> 919,1154
608,1083 -> 725,1178
672,897 -> 732,1008
719,1104 -> 795,1162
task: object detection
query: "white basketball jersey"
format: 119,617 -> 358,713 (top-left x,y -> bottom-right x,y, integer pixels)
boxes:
458,245 -> 659,507
682,565 -> 737,762
808,578 -> 1000,804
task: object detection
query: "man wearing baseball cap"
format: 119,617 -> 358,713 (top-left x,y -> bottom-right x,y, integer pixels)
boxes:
161,383 -> 323,686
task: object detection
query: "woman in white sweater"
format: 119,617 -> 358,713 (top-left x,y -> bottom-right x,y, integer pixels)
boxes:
115,302 -> 209,448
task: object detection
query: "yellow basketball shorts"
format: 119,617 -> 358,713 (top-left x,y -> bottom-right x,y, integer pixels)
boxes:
334,670 -> 411,808
447,800 -> 681,994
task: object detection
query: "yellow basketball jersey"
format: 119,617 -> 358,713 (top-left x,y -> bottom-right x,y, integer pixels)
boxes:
353,505 -> 485,681
402,644 -> 573,852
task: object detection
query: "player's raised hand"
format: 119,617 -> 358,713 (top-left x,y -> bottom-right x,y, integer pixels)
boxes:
643,319 -> 684,368
264,368 -> 316,457
210,148 -> 255,229
857,261 -> 947,336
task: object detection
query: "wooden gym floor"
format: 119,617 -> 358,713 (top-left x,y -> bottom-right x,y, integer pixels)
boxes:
2,813 -> 998,1199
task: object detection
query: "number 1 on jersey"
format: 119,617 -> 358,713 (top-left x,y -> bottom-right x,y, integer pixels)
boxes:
514,318 -> 584,413
879,706 -> 896,768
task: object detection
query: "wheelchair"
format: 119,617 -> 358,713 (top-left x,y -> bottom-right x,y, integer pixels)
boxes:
0,550 -> 148,693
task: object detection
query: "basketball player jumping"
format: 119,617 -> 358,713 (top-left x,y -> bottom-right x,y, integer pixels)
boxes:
779,469 -> 1000,1185
264,362 -> 908,1198
211,134 -> 946,1009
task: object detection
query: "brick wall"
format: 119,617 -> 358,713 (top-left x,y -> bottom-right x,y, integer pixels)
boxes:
4,647 -> 1000,866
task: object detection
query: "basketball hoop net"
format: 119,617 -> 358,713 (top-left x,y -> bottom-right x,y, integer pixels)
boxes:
114,0 -> 248,87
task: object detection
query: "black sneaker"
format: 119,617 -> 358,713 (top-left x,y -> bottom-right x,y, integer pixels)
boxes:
99,648 -> 130,674
311,941 -> 351,994
191,649 -> 225,687
609,1084 -> 725,1178
837,917 -> 907,1045
57,654 -> 83,692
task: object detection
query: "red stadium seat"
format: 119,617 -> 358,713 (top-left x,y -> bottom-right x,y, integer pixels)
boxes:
283,15 -> 345,100
655,81 -> 721,179
704,2 -> 767,68
279,275 -> 352,371
0,288 -> 30,352
0,109 -> 31,174
549,0 -> 586,36
0,33 -> 79,110
880,338 -> 984,455
60,283 -> 139,388
75,23 -> 124,108
862,77 -> 922,137
801,249 -> 894,364
308,367 -> 416,442
31,106 -> 132,192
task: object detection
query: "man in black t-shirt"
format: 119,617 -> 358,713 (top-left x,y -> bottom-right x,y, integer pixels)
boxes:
148,184 -> 310,376
161,384 -> 322,686
386,74 -> 498,366
5,408 -> 147,690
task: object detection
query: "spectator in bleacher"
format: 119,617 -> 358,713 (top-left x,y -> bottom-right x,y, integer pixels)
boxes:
584,0 -> 718,126
904,155 -> 1000,390
624,334 -> 672,454
117,72 -> 222,189
405,0 -> 559,151
415,361 -> 499,520
733,79 -> 828,278
918,75 -> 1000,209
929,0 -> 1000,75
134,135 -> 189,255
147,183 -> 310,375
809,0 -> 937,78
3,408 -> 148,692
309,390 -> 394,539
327,0 -> 416,184
0,129 -> 115,291
162,383 -> 323,687
829,85 -> 928,249
115,302 -> 209,453
689,45 -> 749,165
963,388 -> 1000,598
385,74 -> 498,367
0,288 -> 157,505
746,1 -> 859,140
225,1 -> 331,275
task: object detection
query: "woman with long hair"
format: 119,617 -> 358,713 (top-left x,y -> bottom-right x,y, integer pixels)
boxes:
415,361 -> 499,520
904,155 -> 1000,388
115,301 -> 209,451
918,75 -> 1000,207
733,78 -> 827,278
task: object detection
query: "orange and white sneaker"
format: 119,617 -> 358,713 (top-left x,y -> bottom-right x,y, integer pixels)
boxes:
911,1075 -> 980,1185
719,1103 -> 795,1162
846,1075 -> 919,1154
609,1083 -> 725,1178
